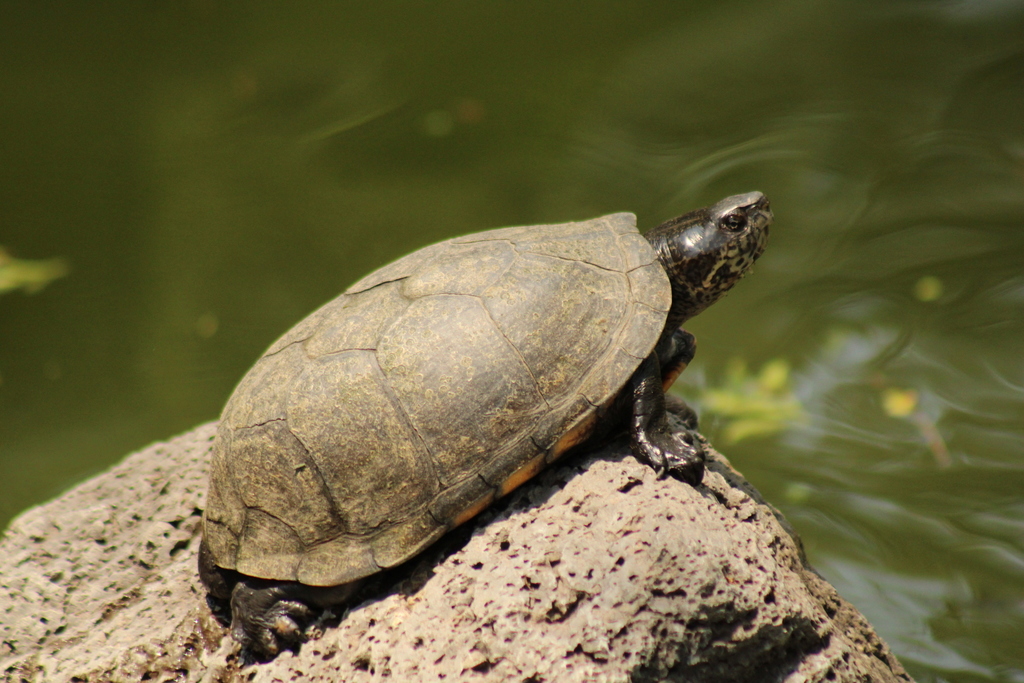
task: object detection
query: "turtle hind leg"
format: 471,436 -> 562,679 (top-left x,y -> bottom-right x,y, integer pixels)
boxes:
628,348 -> 705,486
199,537 -> 318,659
229,578 -> 317,662
228,577 -> 362,662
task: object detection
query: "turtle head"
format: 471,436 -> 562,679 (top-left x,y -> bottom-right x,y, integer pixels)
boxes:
645,191 -> 772,329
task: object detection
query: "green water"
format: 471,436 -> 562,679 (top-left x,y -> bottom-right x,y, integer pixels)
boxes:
2,2 -> 1023,679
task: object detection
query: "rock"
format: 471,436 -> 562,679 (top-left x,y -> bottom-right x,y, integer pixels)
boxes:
0,423 -> 913,682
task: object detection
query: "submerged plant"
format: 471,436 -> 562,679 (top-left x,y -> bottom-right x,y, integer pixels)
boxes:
0,247 -> 68,296
698,357 -> 806,444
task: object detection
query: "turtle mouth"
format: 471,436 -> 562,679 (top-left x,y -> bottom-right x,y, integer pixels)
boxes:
746,195 -> 773,237
742,195 -> 772,263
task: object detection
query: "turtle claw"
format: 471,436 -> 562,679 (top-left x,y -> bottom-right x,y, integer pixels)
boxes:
663,430 -> 705,486
271,612 -> 306,642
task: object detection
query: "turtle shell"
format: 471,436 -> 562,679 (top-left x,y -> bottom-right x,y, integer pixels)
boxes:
202,213 -> 671,586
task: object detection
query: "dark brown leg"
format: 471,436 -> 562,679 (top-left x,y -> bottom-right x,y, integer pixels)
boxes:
628,349 -> 705,486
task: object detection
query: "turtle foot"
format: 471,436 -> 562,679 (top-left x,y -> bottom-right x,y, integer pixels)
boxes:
230,579 -> 317,662
632,424 -> 706,486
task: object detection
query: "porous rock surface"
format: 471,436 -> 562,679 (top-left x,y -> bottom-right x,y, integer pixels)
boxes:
0,422 -> 912,682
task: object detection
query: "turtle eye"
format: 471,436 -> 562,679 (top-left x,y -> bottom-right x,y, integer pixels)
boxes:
720,211 -> 748,232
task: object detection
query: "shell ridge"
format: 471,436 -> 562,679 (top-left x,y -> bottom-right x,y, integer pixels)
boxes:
316,346 -> 378,356
600,212 -> 639,236
616,299 -> 667,362
513,247 -> 629,275
345,239 -> 455,295
346,275 -> 411,296
484,251 -> 517,293
625,261 -> 657,273
619,346 -> 648,361
448,236 -> 517,247
236,416 -> 287,430
204,514 -> 239,540
262,338 -> 308,360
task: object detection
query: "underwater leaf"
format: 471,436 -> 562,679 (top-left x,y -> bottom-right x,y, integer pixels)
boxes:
881,388 -> 919,418
913,275 -> 943,302
699,357 -> 806,444
0,247 -> 69,296
878,385 -> 950,467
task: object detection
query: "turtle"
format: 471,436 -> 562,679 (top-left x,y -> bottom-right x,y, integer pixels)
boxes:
199,191 -> 772,659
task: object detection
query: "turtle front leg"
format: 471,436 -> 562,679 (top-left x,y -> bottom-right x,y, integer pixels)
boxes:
629,330 -> 705,485
658,329 -> 699,429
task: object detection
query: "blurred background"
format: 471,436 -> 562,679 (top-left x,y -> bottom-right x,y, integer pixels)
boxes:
2,1 -> 1023,679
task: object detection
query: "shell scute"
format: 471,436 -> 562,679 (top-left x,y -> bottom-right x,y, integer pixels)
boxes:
235,507 -> 304,581
376,295 -> 547,487
481,253 -> 629,400
514,222 -> 626,271
227,421 -> 340,550
628,262 -> 673,313
296,535 -> 377,586
304,283 -> 408,356
400,240 -> 515,299
286,350 -> 438,534
220,342 -> 304,429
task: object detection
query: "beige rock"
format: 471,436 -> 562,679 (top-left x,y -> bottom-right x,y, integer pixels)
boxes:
0,423 -> 912,682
